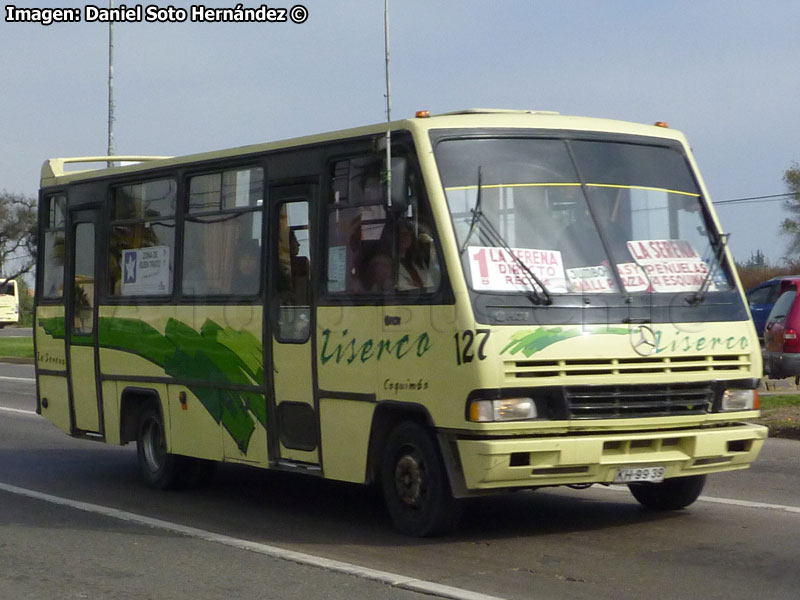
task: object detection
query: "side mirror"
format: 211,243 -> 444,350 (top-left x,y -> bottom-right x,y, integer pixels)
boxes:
385,157 -> 409,213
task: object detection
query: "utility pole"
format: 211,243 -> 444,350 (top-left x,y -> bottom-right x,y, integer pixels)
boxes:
384,0 -> 392,206
107,0 -> 115,164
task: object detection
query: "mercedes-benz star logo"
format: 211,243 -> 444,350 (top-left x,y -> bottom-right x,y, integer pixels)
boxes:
630,325 -> 657,356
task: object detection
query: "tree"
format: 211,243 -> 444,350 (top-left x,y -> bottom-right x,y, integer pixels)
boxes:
0,190 -> 37,286
744,249 -> 768,269
16,277 -> 34,326
780,162 -> 800,255
735,249 -> 790,290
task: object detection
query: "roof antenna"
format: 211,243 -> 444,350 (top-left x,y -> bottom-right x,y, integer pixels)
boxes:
383,0 -> 392,207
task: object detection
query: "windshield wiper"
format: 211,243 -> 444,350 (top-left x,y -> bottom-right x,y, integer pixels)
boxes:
458,167 -> 552,305
686,232 -> 729,305
459,167 -> 483,255
483,217 -> 553,305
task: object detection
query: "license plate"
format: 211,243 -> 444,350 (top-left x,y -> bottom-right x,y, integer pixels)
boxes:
613,466 -> 666,483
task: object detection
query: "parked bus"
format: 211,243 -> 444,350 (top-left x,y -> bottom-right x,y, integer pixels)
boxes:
0,278 -> 20,327
35,109 -> 767,535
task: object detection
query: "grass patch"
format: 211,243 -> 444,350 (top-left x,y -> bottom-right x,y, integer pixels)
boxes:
0,336 -> 33,359
760,394 -> 800,410
755,394 -> 800,440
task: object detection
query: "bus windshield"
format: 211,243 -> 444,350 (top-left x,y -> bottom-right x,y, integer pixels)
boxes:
435,137 -> 732,297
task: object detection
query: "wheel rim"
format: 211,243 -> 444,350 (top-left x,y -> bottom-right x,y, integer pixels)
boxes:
394,446 -> 427,509
142,417 -> 165,473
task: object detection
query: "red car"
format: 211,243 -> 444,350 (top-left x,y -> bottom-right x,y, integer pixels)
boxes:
763,277 -> 800,378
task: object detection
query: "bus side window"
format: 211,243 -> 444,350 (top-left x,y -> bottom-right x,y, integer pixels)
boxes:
42,195 -> 66,299
326,203 -> 388,294
326,157 -> 386,295
109,179 -> 176,297
276,201 -> 311,341
325,155 -> 442,298
72,222 -> 95,335
183,167 -> 263,297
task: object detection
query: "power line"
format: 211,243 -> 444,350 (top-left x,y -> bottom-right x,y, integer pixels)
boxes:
713,192 -> 796,206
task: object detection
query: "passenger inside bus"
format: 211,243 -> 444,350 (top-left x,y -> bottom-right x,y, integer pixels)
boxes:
396,219 -> 436,291
360,218 -> 438,294
231,239 -> 260,293
364,251 -> 394,293
289,230 -> 310,303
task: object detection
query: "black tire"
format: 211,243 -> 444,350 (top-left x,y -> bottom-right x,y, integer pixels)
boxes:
136,406 -> 217,490
136,406 -> 180,490
380,421 -> 461,536
628,474 -> 706,510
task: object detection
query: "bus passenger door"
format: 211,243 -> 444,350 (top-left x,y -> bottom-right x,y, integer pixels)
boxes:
268,187 -> 318,466
67,210 -> 102,436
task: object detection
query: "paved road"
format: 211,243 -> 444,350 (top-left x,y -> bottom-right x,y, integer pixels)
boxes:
0,487 -> 430,600
0,326 -> 31,337
1,363 -> 799,599
0,362 -> 35,413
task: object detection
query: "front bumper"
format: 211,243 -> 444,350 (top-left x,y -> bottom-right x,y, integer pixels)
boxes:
763,350 -> 800,378
455,422 -> 767,492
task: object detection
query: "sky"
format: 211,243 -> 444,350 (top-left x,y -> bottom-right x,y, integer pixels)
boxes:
2,0 -> 799,268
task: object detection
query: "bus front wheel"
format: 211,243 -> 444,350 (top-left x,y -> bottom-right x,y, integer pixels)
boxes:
380,421 -> 461,536
628,474 -> 706,510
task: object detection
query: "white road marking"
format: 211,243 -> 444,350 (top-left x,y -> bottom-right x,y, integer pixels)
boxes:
601,483 -> 800,514
697,495 -> 800,513
0,406 -> 37,416
0,482 -> 505,600
0,375 -> 35,382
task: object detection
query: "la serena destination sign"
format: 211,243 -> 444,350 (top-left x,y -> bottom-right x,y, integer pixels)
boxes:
468,246 -> 568,293
468,239 -> 712,294
627,239 -> 713,293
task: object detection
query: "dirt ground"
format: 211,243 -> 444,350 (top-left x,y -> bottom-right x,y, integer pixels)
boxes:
755,405 -> 800,441
758,376 -> 800,440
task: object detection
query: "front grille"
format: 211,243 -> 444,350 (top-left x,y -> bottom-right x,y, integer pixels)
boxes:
565,383 -> 713,419
505,354 -> 750,381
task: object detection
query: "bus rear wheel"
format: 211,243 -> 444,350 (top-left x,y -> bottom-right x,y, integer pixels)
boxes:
136,406 -> 216,489
628,474 -> 706,510
137,407 -> 179,489
380,421 -> 461,536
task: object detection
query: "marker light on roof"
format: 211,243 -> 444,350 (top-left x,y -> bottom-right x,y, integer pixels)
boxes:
654,121 -> 669,128
415,110 -> 431,118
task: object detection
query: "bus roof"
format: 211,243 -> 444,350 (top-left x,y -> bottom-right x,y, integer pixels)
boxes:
40,109 -> 688,187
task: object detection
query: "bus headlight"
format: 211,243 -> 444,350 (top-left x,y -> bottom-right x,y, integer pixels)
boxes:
721,389 -> 759,411
469,398 -> 537,422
